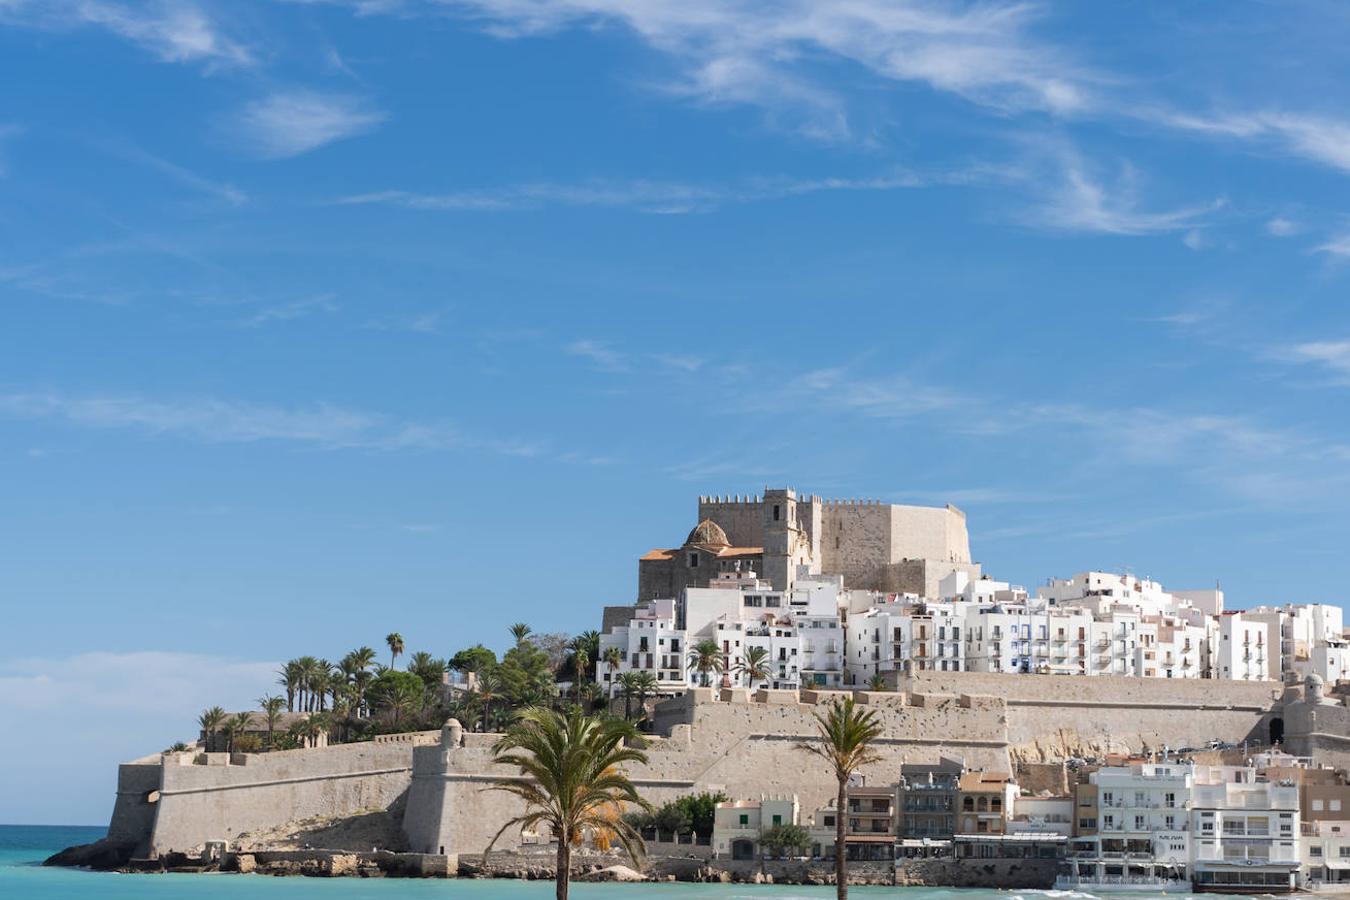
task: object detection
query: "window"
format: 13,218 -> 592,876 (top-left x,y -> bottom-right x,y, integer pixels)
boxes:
772,815 -> 782,826
688,552 -> 699,568
1312,847 -> 1324,857
773,504 -> 781,521
1314,799 -> 1325,812
1334,800 -> 1343,812
739,814 -> 749,826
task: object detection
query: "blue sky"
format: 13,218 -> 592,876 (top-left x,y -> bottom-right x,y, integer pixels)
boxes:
4,0 -> 1350,824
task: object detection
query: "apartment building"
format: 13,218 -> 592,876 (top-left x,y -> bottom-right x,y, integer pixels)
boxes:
1190,764 -> 1300,892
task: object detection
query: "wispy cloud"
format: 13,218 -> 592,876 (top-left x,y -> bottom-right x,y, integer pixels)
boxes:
363,310 -> 445,334
1315,232 -> 1350,259
1152,109 -> 1350,175
228,90 -> 385,159
100,137 -> 247,206
1018,150 -> 1223,236
336,168 -> 984,215
0,388 -> 614,463
429,0 -> 1094,139
1282,340 -> 1350,380
239,294 -> 338,327
1266,217 -> 1298,237
0,0 -> 253,68
565,339 -> 629,372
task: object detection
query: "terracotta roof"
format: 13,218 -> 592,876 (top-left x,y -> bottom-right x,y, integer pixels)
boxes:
639,546 -> 763,562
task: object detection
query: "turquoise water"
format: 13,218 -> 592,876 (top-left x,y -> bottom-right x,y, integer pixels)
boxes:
0,825 -> 1228,900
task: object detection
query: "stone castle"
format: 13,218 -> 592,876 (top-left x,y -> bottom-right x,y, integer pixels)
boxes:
638,488 -> 977,599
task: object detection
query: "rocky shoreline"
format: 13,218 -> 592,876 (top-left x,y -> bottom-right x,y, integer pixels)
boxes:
44,838 -> 1054,887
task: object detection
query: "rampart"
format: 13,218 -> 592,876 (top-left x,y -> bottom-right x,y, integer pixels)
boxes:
403,686 -> 1011,857
893,669 -> 1282,759
105,733 -> 439,856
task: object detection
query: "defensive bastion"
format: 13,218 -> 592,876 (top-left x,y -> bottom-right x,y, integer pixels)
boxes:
87,673 -> 1305,867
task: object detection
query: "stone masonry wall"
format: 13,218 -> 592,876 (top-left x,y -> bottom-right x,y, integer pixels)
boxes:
404,688 -> 1012,857
149,739 -> 427,853
895,670 -> 1281,760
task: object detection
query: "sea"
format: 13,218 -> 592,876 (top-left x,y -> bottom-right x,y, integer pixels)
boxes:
0,824 -> 1242,900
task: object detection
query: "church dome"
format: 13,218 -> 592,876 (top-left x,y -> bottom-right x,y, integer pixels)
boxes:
685,519 -> 729,547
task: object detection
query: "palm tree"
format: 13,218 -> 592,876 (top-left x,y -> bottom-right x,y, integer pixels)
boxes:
867,673 -> 889,692
486,708 -> 651,900
198,705 -> 226,750
571,645 -> 590,702
476,669 -> 503,731
735,646 -> 772,689
347,646 -> 377,672
386,632 -> 405,669
687,638 -> 725,688
224,711 -> 254,754
631,671 -> 658,721
798,697 -> 883,900
615,672 -> 638,720
602,647 -> 623,697
408,651 -> 446,692
277,661 -> 303,712
509,622 -> 532,645
352,669 -> 374,718
258,695 -> 286,749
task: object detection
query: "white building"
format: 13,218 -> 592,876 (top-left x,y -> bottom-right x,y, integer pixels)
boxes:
712,795 -> 801,860
1190,764 -> 1300,892
1215,612 -> 1278,682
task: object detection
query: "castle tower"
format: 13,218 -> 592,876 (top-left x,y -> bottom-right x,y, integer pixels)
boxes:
762,488 -> 797,590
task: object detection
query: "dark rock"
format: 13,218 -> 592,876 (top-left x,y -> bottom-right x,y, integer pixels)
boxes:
44,839 -> 137,870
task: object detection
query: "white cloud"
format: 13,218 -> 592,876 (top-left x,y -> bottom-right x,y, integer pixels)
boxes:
0,0 -> 253,68
0,650 -> 276,824
102,138 -> 248,206
239,294 -> 339,327
1149,108 -> 1350,175
0,651 -> 276,717
565,338 -> 629,372
1019,150 -> 1222,236
1284,340 -> 1350,378
229,90 -> 385,159
311,0 -> 1093,140
337,168 -> 989,214
1315,233 -> 1350,259
1266,217 -> 1298,237
0,388 -> 613,462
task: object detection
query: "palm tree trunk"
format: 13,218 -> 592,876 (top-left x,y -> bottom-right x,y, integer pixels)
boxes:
555,836 -> 571,900
835,775 -> 847,900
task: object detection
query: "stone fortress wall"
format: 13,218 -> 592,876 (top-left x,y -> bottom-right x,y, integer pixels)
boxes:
401,674 -> 1288,858
101,674 -> 1304,864
108,735 -> 438,857
895,669 -> 1284,758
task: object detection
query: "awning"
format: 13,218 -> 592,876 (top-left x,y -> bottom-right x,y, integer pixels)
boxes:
1324,861 -> 1350,871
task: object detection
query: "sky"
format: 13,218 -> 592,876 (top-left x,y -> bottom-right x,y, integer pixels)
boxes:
3,0 -> 1350,825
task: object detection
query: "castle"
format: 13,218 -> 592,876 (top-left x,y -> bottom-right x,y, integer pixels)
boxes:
637,488 -> 978,599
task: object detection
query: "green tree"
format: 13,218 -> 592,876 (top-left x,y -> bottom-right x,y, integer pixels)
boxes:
867,673 -> 888,692
798,697 -> 883,900
497,640 -> 554,708
408,651 -> 447,693
386,633 -> 405,669
687,639 -> 725,687
630,671 -> 658,720
735,646 -> 772,688
672,791 -> 729,840
224,711 -> 254,754
485,708 -> 650,900
760,823 -> 811,859
615,672 -> 638,720
509,622 -> 532,645
367,670 -> 425,725
449,644 -> 498,677
197,706 -> 226,749
257,695 -> 286,749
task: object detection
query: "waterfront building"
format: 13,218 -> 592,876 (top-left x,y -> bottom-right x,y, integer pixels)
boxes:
1190,764 -> 1300,892
956,771 -> 1015,836
1061,763 -> 1192,891
898,757 -> 963,840
711,795 -> 800,860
